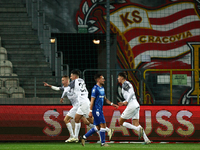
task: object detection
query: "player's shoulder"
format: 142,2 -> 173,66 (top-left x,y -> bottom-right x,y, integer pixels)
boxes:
59,86 -> 64,91
91,85 -> 98,92
122,81 -> 132,91
69,80 -> 75,88
92,84 -> 98,90
76,78 -> 85,83
93,84 -> 98,88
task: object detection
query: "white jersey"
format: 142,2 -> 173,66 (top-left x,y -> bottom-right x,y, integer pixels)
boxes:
60,86 -> 79,107
122,81 -> 139,108
69,78 -> 90,104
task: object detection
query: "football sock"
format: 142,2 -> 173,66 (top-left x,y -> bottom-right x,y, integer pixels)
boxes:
74,122 -> 81,139
88,123 -> 95,128
97,131 -> 101,141
138,125 -> 149,142
85,126 -> 98,138
100,128 -> 106,144
105,127 -> 110,132
122,122 -> 139,131
66,123 -> 74,138
143,132 -> 149,142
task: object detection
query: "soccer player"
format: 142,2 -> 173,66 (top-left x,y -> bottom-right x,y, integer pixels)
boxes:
117,72 -> 151,144
80,74 -> 118,147
66,69 -> 95,142
43,75 -> 79,142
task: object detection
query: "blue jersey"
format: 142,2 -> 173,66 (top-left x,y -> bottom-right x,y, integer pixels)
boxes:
91,85 -> 105,112
91,84 -> 106,125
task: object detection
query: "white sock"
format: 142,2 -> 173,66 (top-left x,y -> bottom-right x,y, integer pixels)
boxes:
74,122 -> 81,139
122,122 -> 139,131
105,127 -> 110,132
138,125 -> 149,142
88,123 -> 95,128
97,131 -> 101,141
66,123 -> 74,138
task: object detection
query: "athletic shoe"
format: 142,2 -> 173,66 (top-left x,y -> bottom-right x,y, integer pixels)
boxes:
101,143 -> 111,147
108,129 -> 114,141
138,127 -> 144,140
97,140 -> 101,143
80,135 -> 86,146
72,138 -> 79,143
142,140 -> 152,145
65,137 -> 74,143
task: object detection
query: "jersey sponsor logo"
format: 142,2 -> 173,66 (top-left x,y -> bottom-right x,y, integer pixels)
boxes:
96,111 -> 100,117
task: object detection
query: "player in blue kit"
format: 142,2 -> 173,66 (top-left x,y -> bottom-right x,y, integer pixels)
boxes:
80,74 -> 118,147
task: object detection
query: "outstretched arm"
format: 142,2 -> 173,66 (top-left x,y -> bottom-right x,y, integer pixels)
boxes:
43,82 -> 51,87
43,82 -> 60,91
104,97 -> 119,109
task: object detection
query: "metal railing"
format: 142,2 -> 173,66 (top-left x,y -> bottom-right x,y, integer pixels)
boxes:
83,69 -> 142,104
0,75 -> 62,97
25,0 -> 67,82
143,69 -> 199,105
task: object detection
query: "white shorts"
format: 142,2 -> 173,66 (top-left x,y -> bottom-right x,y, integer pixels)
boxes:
67,105 -> 78,118
121,106 -> 140,120
76,101 -> 90,118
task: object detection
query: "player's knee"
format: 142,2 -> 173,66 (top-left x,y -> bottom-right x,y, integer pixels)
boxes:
74,118 -> 81,123
64,119 -> 69,124
83,120 -> 89,125
119,120 -> 124,126
64,117 -> 70,124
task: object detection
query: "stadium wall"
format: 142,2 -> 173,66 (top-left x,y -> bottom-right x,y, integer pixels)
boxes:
0,105 -> 199,142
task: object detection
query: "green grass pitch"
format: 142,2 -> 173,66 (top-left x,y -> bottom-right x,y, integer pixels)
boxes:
0,142 -> 200,150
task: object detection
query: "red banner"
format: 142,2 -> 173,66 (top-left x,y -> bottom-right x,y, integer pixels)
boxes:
0,105 -> 199,141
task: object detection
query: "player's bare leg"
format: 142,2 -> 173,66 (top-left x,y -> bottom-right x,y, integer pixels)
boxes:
82,116 -> 95,128
64,115 -> 75,142
86,117 -> 93,124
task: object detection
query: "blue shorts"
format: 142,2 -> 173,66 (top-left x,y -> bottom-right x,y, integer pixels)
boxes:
92,110 -> 106,126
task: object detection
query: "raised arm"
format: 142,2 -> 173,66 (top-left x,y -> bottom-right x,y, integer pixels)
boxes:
43,82 -> 60,91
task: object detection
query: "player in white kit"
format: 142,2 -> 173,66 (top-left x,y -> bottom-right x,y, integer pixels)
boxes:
43,75 -> 79,142
117,72 -> 151,144
68,70 -> 95,142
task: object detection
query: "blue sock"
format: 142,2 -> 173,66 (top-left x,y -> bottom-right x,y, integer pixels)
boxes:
100,128 -> 106,144
85,127 -> 98,138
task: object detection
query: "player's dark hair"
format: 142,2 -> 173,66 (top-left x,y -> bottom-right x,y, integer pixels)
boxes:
71,69 -> 80,77
118,72 -> 127,79
94,73 -> 103,82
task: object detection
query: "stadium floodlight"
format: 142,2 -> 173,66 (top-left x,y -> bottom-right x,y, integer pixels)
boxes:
50,38 -> 56,43
93,39 -> 100,44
